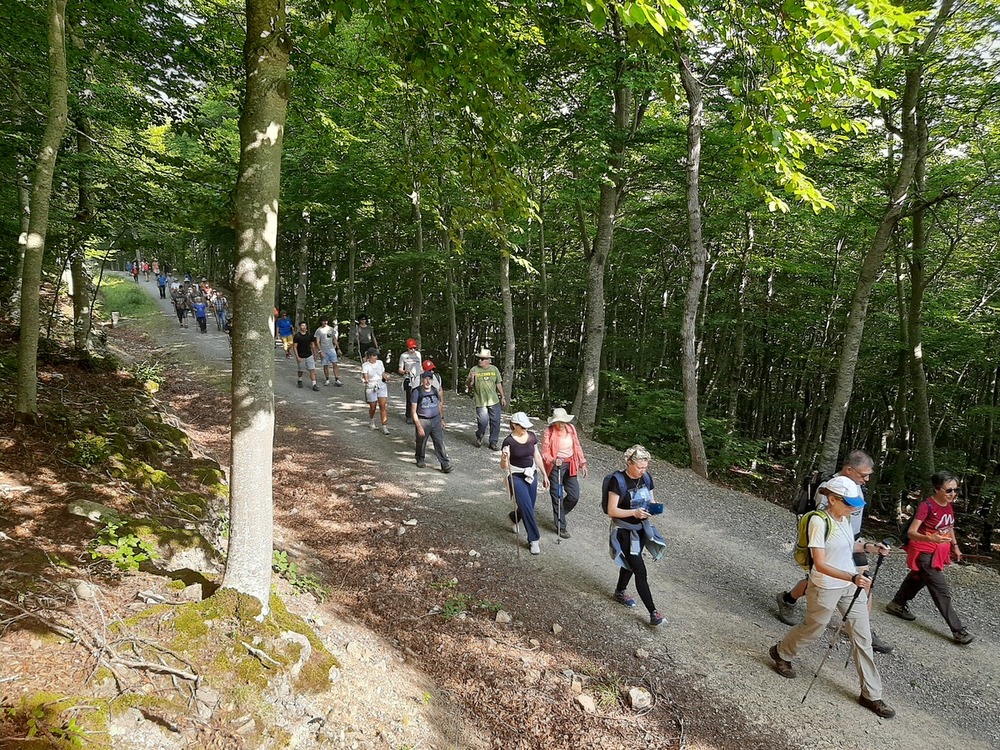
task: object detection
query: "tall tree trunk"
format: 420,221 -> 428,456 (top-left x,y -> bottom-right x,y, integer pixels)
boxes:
678,55 -> 709,478
538,180 -> 551,411
221,0 -> 291,614
410,181 -> 423,340
15,0 -> 68,421
72,113 -> 94,353
500,248 -> 515,401
818,3 -> 954,473
294,210 -> 309,325
443,221 -> 459,392
347,216 -> 357,354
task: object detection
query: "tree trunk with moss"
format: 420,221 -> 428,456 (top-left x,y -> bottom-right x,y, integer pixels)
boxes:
15,0 -> 69,421
221,0 -> 291,614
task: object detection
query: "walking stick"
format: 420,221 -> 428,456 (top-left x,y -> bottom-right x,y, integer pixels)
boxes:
801,574 -> 868,705
555,458 -> 564,545
842,541 -> 891,669
503,448 -> 520,560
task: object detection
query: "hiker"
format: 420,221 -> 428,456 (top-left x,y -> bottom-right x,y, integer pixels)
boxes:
541,407 -> 588,539
192,297 -> 208,333
355,314 -> 378,358
362,347 -> 391,434
769,475 -> 895,718
171,289 -> 189,328
131,262 -> 140,283
157,272 -> 167,299
411,365 -> 452,473
776,450 -> 893,654
275,311 -> 294,359
419,359 -> 442,391
499,412 -> 548,555
142,260 -> 150,281
398,338 -> 422,424
293,321 -> 320,391
314,316 -> 343,386
212,292 -> 228,332
884,472 -> 974,645
465,349 -> 506,450
607,445 -> 666,626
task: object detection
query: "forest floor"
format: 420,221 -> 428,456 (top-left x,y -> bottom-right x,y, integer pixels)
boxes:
2,274 -> 999,750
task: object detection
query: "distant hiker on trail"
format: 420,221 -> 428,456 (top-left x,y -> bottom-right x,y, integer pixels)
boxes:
769,475 -> 895,718
157,272 -> 167,299
142,261 -> 150,281
606,445 -> 666,627
541,407 -> 587,539
355,314 -> 378,358
398,338 -> 422,424
362,347 -> 391,434
171,290 -> 189,328
192,297 -> 208,333
276,311 -> 294,359
885,472 -> 974,645
465,349 -> 505,450
777,450 -> 893,655
314,316 -> 343,387
499,412 -> 548,555
131,263 -> 140,283
152,260 -> 160,276
411,364 -> 452,473
293,321 -> 319,391
211,292 -> 228,332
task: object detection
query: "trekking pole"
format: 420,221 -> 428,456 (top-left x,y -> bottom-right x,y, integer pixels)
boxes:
555,458 -> 564,545
842,538 -> 892,669
503,448 -> 520,560
801,571 -> 871,705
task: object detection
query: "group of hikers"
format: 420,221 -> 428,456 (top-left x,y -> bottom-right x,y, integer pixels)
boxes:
167,277 -> 229,334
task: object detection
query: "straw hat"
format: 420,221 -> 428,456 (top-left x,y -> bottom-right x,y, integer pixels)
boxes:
547,407 -> 575,425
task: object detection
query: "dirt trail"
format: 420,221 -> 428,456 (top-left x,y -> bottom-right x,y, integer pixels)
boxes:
128,275 -> 1000,750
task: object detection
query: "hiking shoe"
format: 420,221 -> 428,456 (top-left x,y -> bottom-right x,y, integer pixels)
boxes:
441,464 -> 454,474
769,644 -> 796,679
489,443 -> 499,451
369,419 -> 376,430
953,629 -> 975,645
382,425 -> 390,435
416,461 -> 425,468
776,591 -> 798,626
312,383 -> 319,391
475,436 -> 483,448
649,611 -> 665,627
297,380 -> 303,388
871,630 -> 894,654
886,601 -> 916,621
558,529 -> 571,539
613,590 -> 637,608
529,541 -> 540,555
324,379 -> 330,386
858,695 -> 896,718
335,379 -> 343,387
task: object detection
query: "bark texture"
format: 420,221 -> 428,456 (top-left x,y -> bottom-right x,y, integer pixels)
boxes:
16,0 -> 69,420
221,0 -> 291,613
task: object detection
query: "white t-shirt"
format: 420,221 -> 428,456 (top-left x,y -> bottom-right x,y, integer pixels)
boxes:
362,360 -> 385,387
807,513 -> 856,590
398,350 -> 422,381
314,324 -> 338,352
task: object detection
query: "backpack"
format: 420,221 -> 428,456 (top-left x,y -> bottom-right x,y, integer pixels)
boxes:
793,469 -> 831,516
601,470 -> 653,515
793,510 -> 834,570
413,386 -> 440,415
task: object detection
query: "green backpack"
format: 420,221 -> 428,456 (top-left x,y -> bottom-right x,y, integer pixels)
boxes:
793,510 -> 834,570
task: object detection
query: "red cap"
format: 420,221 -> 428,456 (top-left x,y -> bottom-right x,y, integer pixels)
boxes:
421,359 -> 435,370
406,338 -> 417,349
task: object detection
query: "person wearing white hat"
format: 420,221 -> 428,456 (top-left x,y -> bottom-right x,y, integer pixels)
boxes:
499,412 -> 548,555
541,407 -> 588,538
465,349 -> 506,450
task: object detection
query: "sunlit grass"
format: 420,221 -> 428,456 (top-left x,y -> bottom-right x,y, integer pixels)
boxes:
99,275 -> 160,319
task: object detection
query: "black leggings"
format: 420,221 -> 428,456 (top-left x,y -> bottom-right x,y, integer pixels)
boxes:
615,528 -> 656,613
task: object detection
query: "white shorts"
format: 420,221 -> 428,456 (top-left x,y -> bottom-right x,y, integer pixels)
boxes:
299,355 -> 316,371
365,383 -> 388,402
321,349 -> 338,365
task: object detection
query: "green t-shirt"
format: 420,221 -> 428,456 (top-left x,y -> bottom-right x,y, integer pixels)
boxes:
469,365 -> 501,407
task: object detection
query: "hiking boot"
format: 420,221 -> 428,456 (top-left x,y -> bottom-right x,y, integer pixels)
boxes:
776,591 -> 798,626
489,443 -> 499,451
475,436 -> 483,448
558,529 -> 571,539
613,590 -> 637,608
529,541 -> 540,555
649,611 -> 665,627
312,383 -> 319,391
858,695 -> 896,718
953,629 -> 975,645
886,601 -> 916,621
297,380 -> 303,388
871,630 -> 894,654
415,461 -> 425,468
441,464 -> 454,474
769,644 -> 796,679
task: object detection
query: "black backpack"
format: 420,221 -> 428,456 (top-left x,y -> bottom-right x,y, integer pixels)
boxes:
601,470 -> 653,515
793,469 -> 831,516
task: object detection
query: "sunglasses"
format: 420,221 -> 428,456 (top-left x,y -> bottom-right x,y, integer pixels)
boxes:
944,488 -> 959,495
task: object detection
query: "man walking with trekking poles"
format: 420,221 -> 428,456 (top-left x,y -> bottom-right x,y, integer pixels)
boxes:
769,476 -> 895,718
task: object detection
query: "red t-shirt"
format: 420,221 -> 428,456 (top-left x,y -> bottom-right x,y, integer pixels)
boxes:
906,498 -> 956,571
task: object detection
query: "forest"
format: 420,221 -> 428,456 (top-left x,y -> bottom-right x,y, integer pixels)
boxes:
3,0 -> 1000,551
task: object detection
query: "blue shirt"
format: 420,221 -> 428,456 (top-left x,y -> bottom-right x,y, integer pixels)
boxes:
276,317 -> 293,336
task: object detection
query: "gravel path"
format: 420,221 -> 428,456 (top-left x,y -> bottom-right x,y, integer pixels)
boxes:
127,274 -> 999,749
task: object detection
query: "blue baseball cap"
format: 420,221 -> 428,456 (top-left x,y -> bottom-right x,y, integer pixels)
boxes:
821,476 -> 865,507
